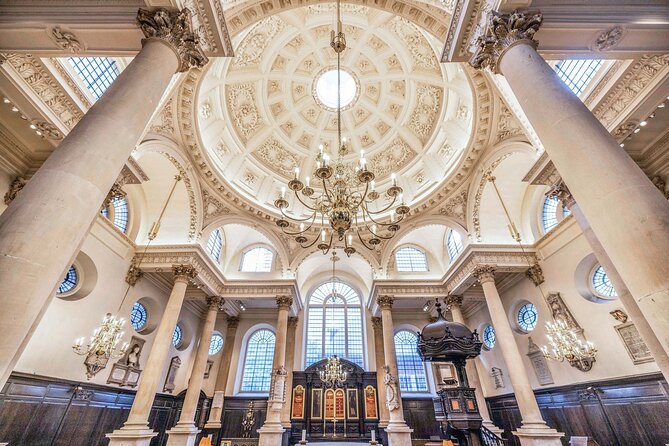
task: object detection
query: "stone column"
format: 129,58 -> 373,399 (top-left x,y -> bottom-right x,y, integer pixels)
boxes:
204,315 -> 240,429
471,10 -> 669,355
167,296 -> 224,446
549,183 -> 669,382
0,7 -> 208,389
445,295 -> 502,434
473,266 -> 562,446
371,317 -> 390,427
281,316 -> 299,427
376,295 -> 413,446
258,295 -> 293,446
107,265 -> 198,446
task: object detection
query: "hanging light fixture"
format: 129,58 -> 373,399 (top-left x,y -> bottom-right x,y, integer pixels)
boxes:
73,175 -> 183,379
274,0 -> 409,257
540,319 -> 597,371
319,251 -> 348,387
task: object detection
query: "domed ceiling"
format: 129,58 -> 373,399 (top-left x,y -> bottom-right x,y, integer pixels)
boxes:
197,5 -> 474,218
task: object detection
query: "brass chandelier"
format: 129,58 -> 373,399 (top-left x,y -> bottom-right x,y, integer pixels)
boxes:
541,319 -> 597,371
274,0 -> 409,257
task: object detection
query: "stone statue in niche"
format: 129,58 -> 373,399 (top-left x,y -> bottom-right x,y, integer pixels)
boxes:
490,367 -> 504,389
107,336 -> 144,387
163,356 -> 181,393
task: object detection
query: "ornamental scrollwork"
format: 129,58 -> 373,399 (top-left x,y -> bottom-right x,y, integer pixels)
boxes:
383,365 -> 400,412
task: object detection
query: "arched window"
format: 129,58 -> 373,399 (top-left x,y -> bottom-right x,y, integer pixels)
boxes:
241,329 -> 276,392
240,246 -> 274,272
395,246 -> 428,272
517,303 -> 538,333
57,265 -> 78,294
447,229 -> 463,262
483,324 -> 496,349
541,196 -> 570,233
206,229 -> 223,262
209,333 -> 224,355
101,196 -> 129,233
130,302 -> 148,331
172,324 -> 183,348
394,330 -> 429,392
591,265 -> 617,298
305,281 -> 364,367
68,57 -> 120,99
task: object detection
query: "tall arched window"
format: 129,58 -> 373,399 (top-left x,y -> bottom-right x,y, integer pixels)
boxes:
395,246 -> 428,272
241,329 -> 276,392
240,246 -> 274,272
305,281 -> 363,367
101,196 -> 129,233
541,196 -> 570,233
446,229 -> 463,262
206,228 -> 223,262
394,330 -> 429,392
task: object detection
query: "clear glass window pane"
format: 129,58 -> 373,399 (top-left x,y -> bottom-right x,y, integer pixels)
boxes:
395,246 -> 428,272
447,229 -> 463,262
240,247 -> 273,272
130,302 -> 148,331
394,330 -> 428,392
209,333 -> 224,355
206,229 -> 223,261
57,265 -> 78,294
517,303 -> 538,332
592,265 -> 617,298
67,57 -> 120,99
172,324 -> 183,347
111,196 -> 129,233
483,325 -> 496,349
241,329 -> 276,392
554,59 -> 603,96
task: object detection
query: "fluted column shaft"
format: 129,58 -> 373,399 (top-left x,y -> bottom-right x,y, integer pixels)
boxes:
205,316 -> 240,429
173,297 -> 224,435
371,317 -> 390,427
551,185 -> 669,382
124,265 -> 197,432
281,316 -> 299,427
446,296 -> 497,430
471,10 -> 669,356
0,8 -> 207,389
473,266 -> 562,445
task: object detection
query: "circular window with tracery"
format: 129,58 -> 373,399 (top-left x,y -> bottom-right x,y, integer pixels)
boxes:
172,324 -> 183,348
209,333 -> 224,355
591,265 -> 617,298
517,303 -> 538,333
483,324 -> 496,349
57,265 -> 79,295
130,302 -> 148,331
313,67 -> 359,112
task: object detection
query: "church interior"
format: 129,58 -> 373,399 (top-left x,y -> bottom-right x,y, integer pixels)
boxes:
0,1 -> 668,446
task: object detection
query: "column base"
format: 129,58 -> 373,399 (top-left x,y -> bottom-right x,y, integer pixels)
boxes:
384,420 -> 413,446
203,421 -> 221,429
512,426 -> 564,446
106,425 -> 158,446
165,423 -> 201,446
257,422 -> 285,446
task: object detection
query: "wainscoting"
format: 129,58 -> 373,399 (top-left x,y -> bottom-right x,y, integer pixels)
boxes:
0,373 -> 209,446
487,372 -> 669,446
402,398 -> 440,440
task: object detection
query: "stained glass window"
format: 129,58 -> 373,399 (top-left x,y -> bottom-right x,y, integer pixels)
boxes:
395,246 -> 428,272
394,330 -> 429,392
209,333 -> 224,355
447,229 -> 463,262
130,302 -> 148,331
554,59 -> 603,96
240,247 -> 273,272
305,281 -> 364,368
207,229 -> 223,262
57,265 -> 78,294
517,303 -> 538,333
172,324 -> 183,348
241,329 -> 276,392
592,265 -> 617,298
541,196 -> 570,233
483,324 -> 496,349
68,57 -> 120,99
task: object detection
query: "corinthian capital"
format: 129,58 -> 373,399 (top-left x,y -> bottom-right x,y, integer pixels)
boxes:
371,316 -> 383,331
136,8 -> 209,73
276,295 -> 293,310
377,295 -> 394,310
470,10 -> 543,73
172,264 -> 198,281
547,181 -> 575,210
444,295 -> 464,308
472,265 -> 496,284
206,296 -> 225,310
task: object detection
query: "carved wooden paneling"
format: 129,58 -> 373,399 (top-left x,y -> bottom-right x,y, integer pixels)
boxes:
402,398 -> 441,440
487,373 -> 669,446
0,373 -> 209,446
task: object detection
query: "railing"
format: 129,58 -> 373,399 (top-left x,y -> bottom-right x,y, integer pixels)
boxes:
480,425 -> 507,446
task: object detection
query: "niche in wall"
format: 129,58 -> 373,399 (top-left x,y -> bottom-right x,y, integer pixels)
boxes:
56,250 -> 98,301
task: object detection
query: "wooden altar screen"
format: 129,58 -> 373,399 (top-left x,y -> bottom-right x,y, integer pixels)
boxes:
289,358 -> 379,442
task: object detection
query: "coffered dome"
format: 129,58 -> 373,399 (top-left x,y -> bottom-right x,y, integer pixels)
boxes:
197,5 -> 474,217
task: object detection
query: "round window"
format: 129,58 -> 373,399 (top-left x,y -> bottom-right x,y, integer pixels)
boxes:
483,324 -> 496,349
130,302 -> 148,331
57,265 -> 79,295
517,303 -> 538,333
591,265 -> 617,298
172,324 -> 183,347
314,68 -> 358,110
209,333 -> 224,355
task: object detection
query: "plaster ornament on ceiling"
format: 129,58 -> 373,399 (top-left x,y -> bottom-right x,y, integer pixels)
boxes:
162,153 -> 199,241
233,16 -> 286,68
390,17 -> 440,72
471,153 -> 512,241
612,120 -> 638,142
31,120 -> 63,140
409,84 -> 442,142
227,83 -> 263,141
439,190 -> 468,223
50,26 -> 82,53
368,137 -> 417,177
495,103 -> 523,143
253,137 -> 302,179
200,102 -> 212,119
3,176 -> 27,205
592,25 -> 625,52
150,98 -> 175,136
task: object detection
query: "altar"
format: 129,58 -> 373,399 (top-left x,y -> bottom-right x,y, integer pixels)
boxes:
288,359 -> 380,443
